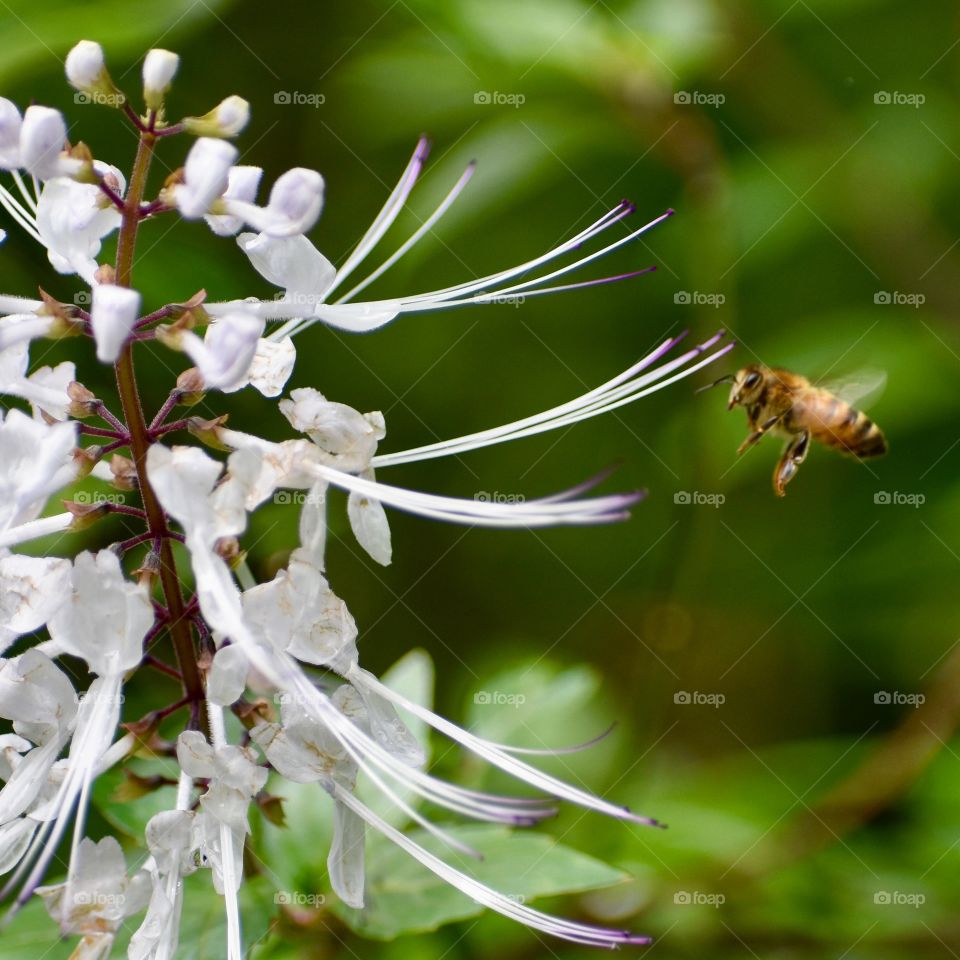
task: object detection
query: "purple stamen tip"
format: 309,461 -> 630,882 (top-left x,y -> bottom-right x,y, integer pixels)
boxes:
664,207 -> 676,217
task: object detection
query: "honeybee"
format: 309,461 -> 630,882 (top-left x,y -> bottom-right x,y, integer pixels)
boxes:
701,364 -> 888,496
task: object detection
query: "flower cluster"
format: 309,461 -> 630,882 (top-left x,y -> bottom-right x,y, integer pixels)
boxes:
0,41 -> 731,958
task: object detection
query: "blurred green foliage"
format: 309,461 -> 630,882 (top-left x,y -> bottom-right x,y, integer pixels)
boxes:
4,0 -> 960,956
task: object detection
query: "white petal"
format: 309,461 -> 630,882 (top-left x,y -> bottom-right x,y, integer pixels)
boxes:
181,313 -> 265,391
347,472 -> 391,567
207,645 -> 249,707
90,284 -> 140,362
328,799 -> 365,908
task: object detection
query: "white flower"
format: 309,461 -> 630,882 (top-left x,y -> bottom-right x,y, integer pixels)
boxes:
278,388 -> 384,472
47,551 -> 153,677
183,95 -> 250,138
0,409 -> 76,541
19,106 -> 82,181
235,231 -> 335,308
142,49 -> 179,111
0,338 -> 74,418
180,312 -> 265,391
36,836 -> 150,951
221,167 -> 324,237
238,336 -> 295,397
205,166 -> 262,237
206,139 -> 670,336
170,137 -> 238,219
0,555 -> 71,655
90,283 -> 141,362
241,550 -> 358,670
0,98 -> 22,170
38,176 -> 124,283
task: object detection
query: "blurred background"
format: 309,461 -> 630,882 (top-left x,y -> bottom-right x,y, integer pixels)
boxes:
4,0 -> 960,957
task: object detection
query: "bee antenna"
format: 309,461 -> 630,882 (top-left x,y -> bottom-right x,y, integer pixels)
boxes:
695,374 -> 735,394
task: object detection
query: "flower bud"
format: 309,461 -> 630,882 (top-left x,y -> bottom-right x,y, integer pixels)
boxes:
142,49 -> 179,112
20,106 -> 81,180
0,98 -> 22,170
91,284 -> 141,363
168,137 -> 238,219
183,95 -> 250,138
65,40 -> 125,108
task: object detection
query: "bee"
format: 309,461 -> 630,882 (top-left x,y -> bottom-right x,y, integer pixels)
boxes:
700,364 -> 888,496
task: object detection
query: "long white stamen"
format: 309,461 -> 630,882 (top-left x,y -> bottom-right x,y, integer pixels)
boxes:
333,785 -> 651,948
373,332 -> 729,468
0,514 -> 72,550
337,161 -> 476,305
326,136 -> 430,296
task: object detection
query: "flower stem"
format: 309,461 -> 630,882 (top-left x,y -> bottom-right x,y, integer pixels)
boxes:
112,129 -> 205,708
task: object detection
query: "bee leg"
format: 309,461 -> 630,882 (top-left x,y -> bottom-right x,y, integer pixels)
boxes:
737,415 -> 781,456
773,430 -> 810,497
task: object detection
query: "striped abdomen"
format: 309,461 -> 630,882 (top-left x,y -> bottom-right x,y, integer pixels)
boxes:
801,390 -> 887,459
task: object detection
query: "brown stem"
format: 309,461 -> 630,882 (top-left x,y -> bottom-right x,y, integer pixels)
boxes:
112,130 -> 205,707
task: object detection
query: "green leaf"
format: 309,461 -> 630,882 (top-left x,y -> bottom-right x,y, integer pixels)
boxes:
334,824 -> 628,939
91,756 -> 180,842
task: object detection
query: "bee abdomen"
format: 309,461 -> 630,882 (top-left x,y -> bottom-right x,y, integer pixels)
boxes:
822,405 -> 887,458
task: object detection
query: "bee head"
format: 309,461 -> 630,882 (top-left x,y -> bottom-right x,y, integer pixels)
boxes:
727,365 -> 765,410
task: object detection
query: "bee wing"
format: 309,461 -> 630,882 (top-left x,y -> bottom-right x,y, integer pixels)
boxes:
817,368 -> 887,409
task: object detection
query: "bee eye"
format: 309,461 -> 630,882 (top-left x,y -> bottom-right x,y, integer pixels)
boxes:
743,372 -> 761,389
